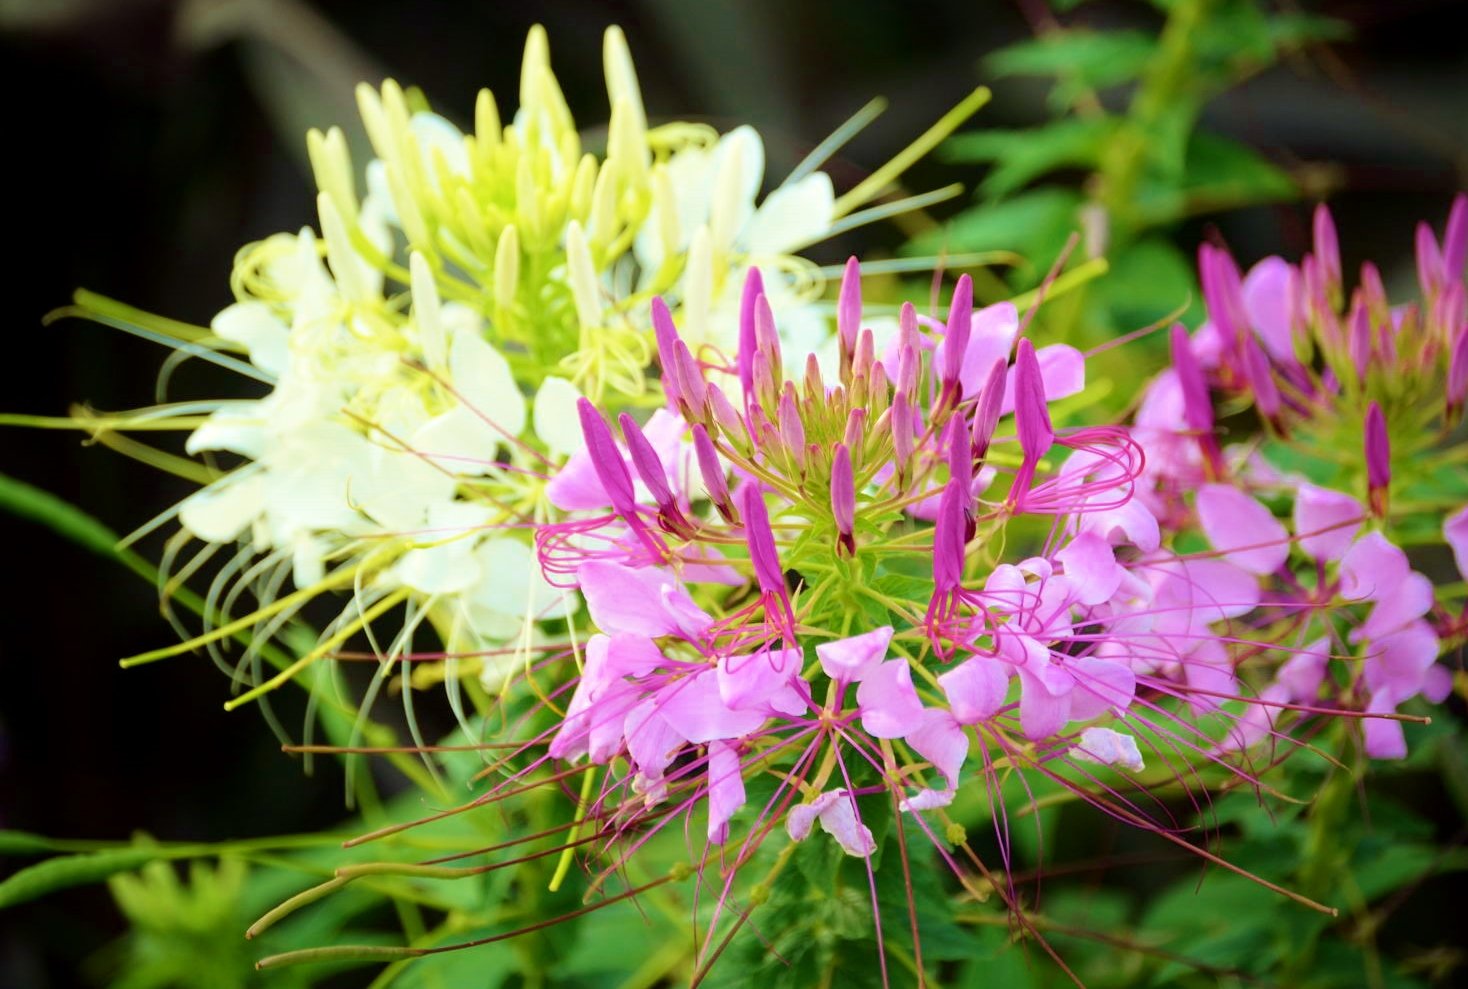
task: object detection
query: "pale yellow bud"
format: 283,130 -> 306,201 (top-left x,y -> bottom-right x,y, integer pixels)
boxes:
494,225 -> 520,307
564,221 -> 601,329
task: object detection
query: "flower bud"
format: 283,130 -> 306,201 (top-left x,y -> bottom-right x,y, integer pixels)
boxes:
970,357 -> 1006,462
692,424 -> 738,524
1365,401 -> 1390,517
1013,338 -> 1053,465
737,267 -> 765,400
1313,203 -> 1341,302
831,443 -> 856,556
941,274 -> 974,402
837,256 -> 862,382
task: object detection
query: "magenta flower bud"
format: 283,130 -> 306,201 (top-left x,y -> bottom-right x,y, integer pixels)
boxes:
891,392 -> 914,486
1416,221 -> 1445,300
1359,261 -> 1388,323
737,267 -> 765,399
753,292 -> 782,384
1347,297 -> 1372,384
1200,243 -> 1248,350
752,350 -> 778,413
837,256 -> 862,380
579,399 -> 660,555
831,442 -> 856,556
672,338 -> 707,419
1365,401 -> 1390,516
1313,203 -> 1341,297
852,328 -> 875,383
741,485 -> 786,600
1433,282 -> 1465,342
946,416 -> 976,542
1170,323 -> 1224,477
618,413 -> 673,510
867,361 -> 890,418
803,352 -> 825,402
1170,323 -> 1213,434
898,301 -> 919,353
1447,328 -> 1468,418
1243,336 -> 1282,424
692,424 -> 738,524
842,407 -> 867,464
896,342 -> 919,404
970,357 -> 1006,462
932,479 -> 966,594
578,398 -> 637,513
778,386 -> 807,472
1444,192 -> 1468,281
942,274 -> 974,395
706,384 -> 746,446
1013,338 -> 1054,465
651,296 -> 683,411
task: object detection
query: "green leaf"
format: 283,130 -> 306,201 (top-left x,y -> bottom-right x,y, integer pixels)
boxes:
907,188 -> 1085,275
1177,131 -> 1296,208
0,848 -> 164,909
0,471 -> 124,560
943,119 -> 1116,199
988,30 -> 1157,110
1095,237 -> 1199,331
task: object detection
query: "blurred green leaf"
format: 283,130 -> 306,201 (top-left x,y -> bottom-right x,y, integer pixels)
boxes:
943,118 -> 1116,198
988,31 -> 1158,111
908,188 -> 1084,275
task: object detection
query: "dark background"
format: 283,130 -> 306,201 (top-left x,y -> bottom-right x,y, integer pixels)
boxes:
0,0 -> 1464,984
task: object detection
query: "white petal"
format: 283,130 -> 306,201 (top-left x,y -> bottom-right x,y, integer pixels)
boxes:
532,376 -> 585,457
211,303 -> 291,378
449,330 -> 526,439
179,472 -> 265,543
746,173 -> 835,256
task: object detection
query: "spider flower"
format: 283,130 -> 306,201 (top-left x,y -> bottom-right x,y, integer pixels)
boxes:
246,260 -> 1432,985
45,25 -> 991,718
521,262 -> 1393,919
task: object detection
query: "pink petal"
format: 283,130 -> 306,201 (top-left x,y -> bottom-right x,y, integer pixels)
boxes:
1352,571 -> 1434,643
1293,484 -> 1363,561
656,672 -> 766,744
706,741 -> 745,843
1001,344 -> 1085,413
956,302 -> 1018,398
624,699 -> 683,785
1066,657 -> 1136,721
1196,484 -> 1289,575
938,657 -> 1011,724
856,660 -> 926,739
1154,556 -> 1261,626
1363,691 -> 1407,760
1242,256 -> 1298,362
577,562 -> 712,639
1077,498 -> 1161,553
1055,532 -> 1121,606
1072,726 -> 1145,773
900,709 -> 967,811
1362,620 -> 1439,697
818,790 -> 877,857
816,626 -> 893,683
1338,532 -> 1410,602
1277,638 -> 1329,702
1446,505 -> 1468,581
718,646 -> 808,717
1182,637 -> 1236,715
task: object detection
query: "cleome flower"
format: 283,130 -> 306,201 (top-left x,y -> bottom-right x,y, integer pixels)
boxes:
40,24 -> 991,726
243,258 -> 1438,984
1128,195 -> 1467,761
